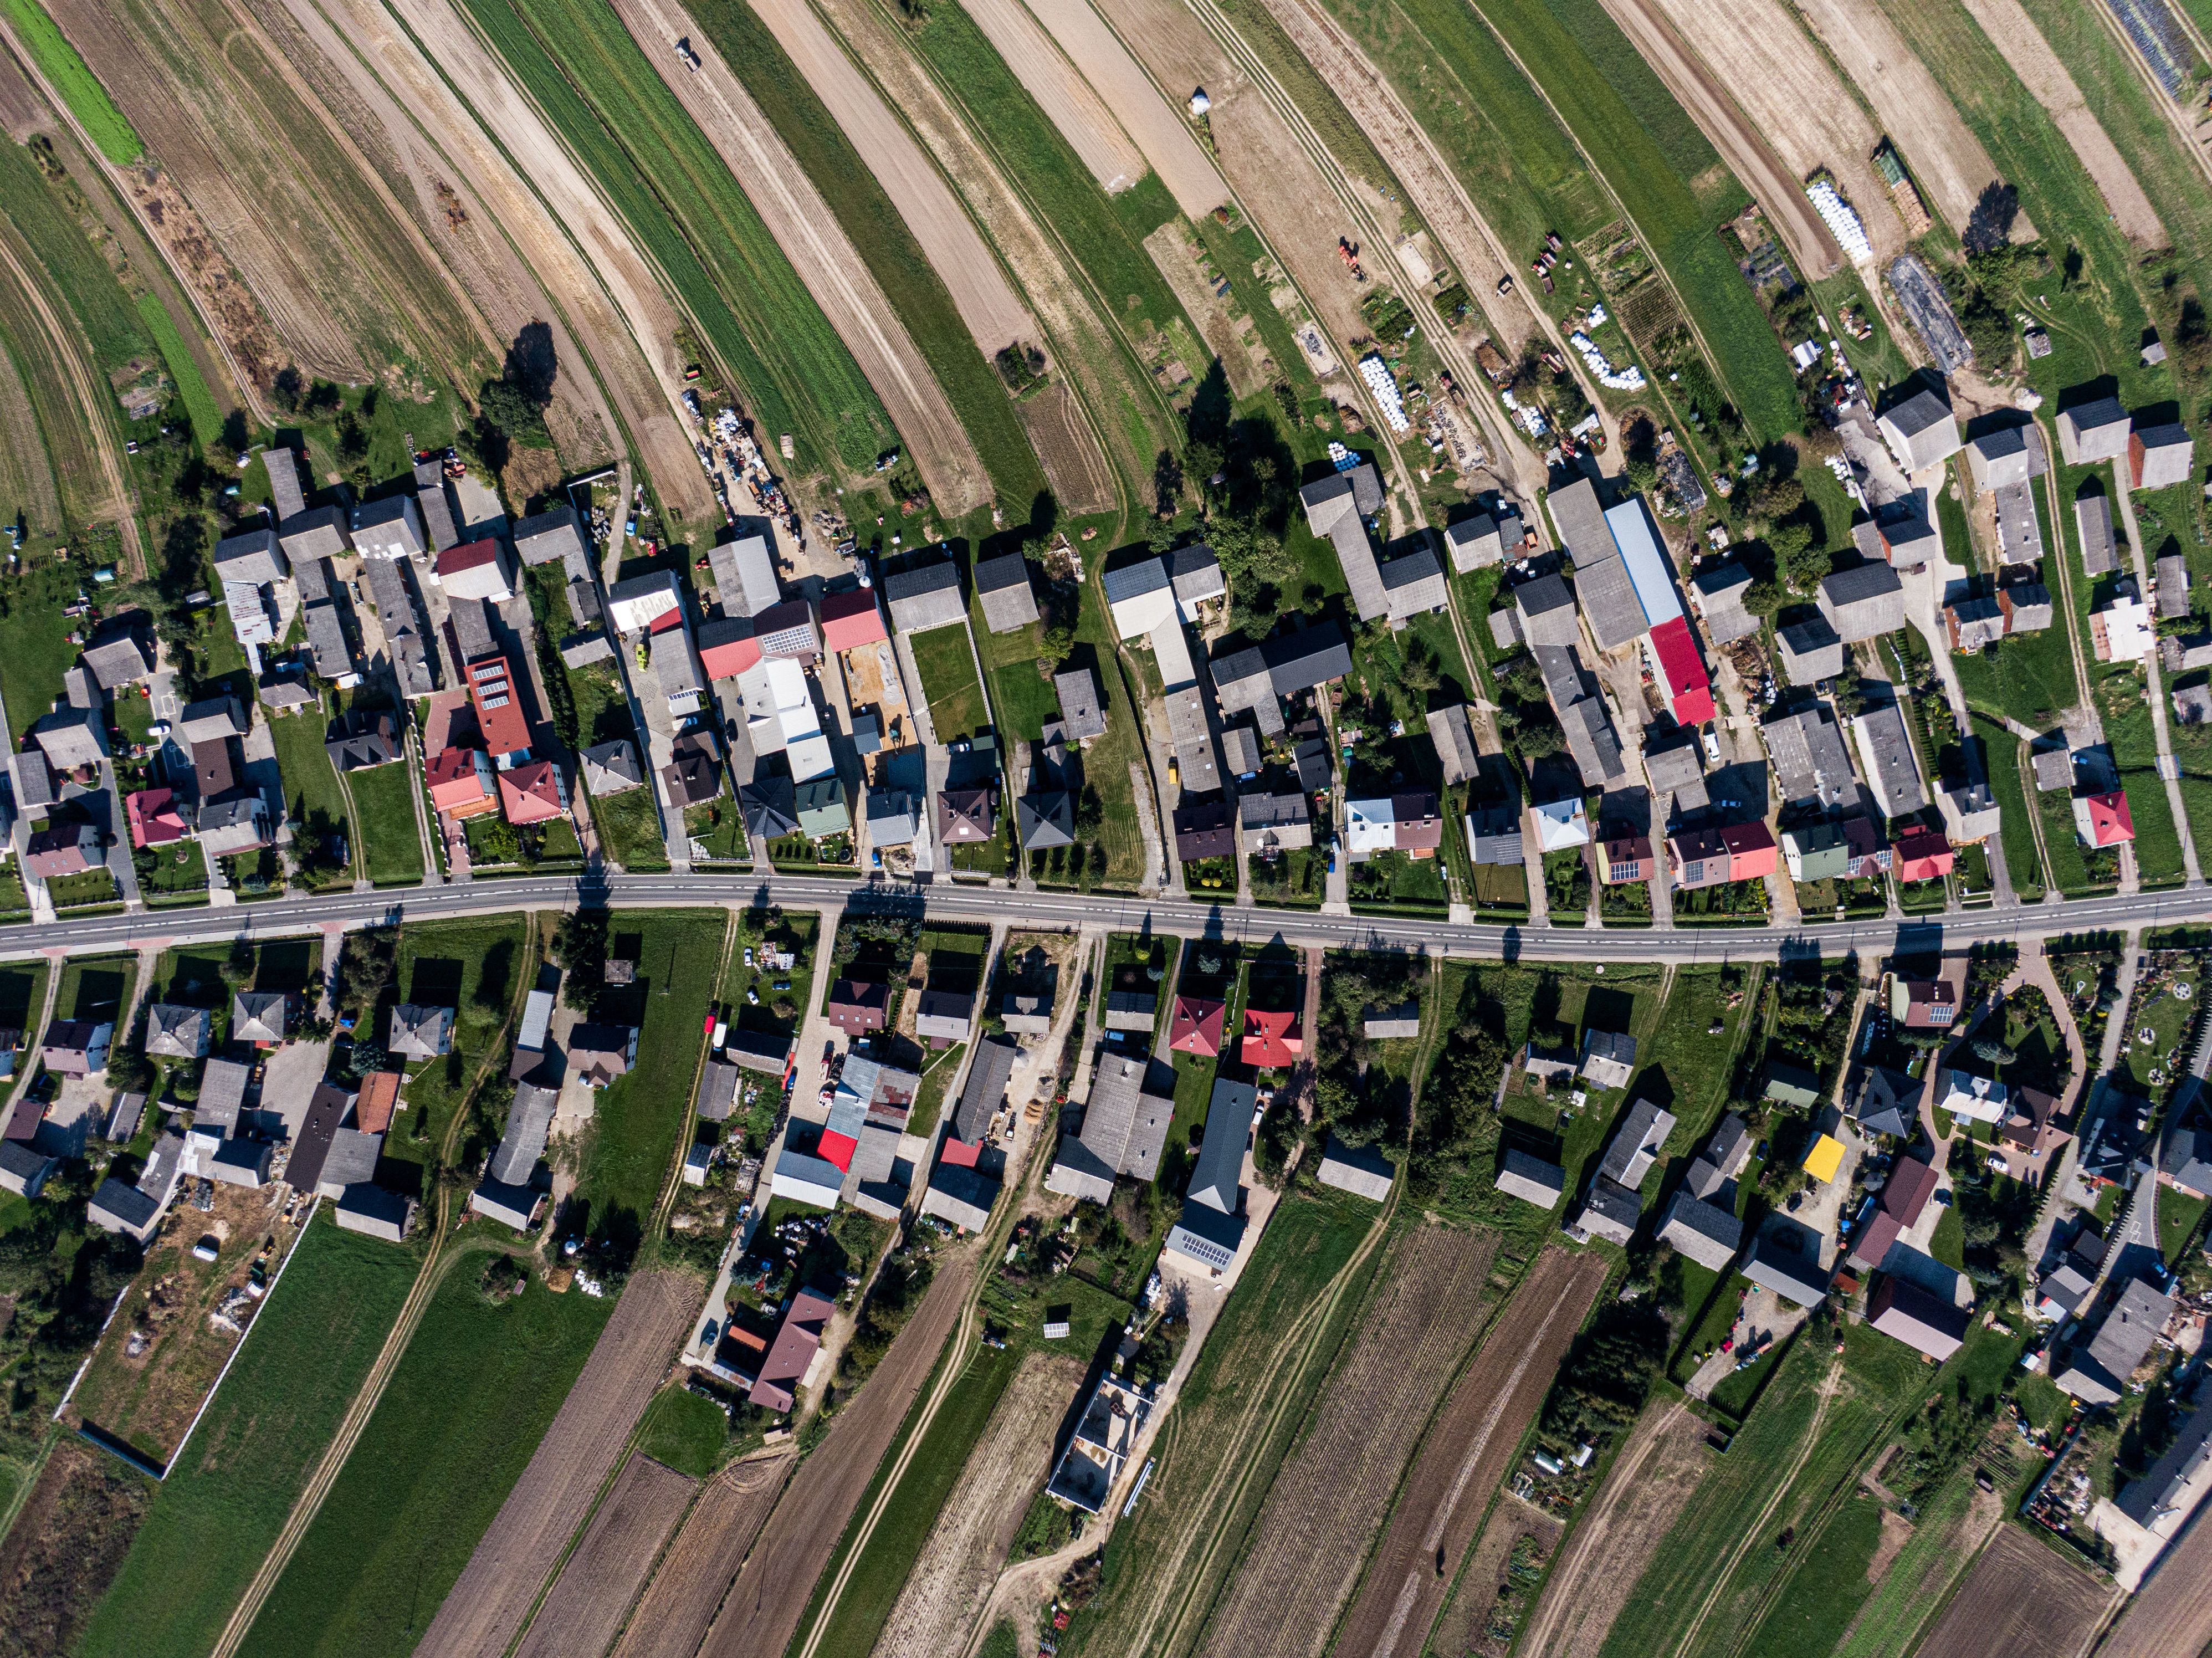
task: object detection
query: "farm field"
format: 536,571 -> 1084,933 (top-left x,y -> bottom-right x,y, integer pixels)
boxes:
1915,1523 -> 2111,1658
694,1251 -> 977,1658
1202,1220 -> 1502,1658
76,1216 -> 421,1658
0,1438 -> 149,1657
411,1270 -> 695,1658
864,1350 -> 1084,1658
447,0 -> 894,478
232,1250 -> 616,1658
0,0 -> 141,161
2097,1485 -> 2212,1658
510,1451 -> 698,1658
1516,1401 -> 1713,1658
1332,1245 -> 1607,1658
611,1449 -> 795,1658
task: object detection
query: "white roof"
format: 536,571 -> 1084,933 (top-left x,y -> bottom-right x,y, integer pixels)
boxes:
1344,797 -> 1397,855
2098,596 -> 2154,662
1532,796 -> 1590,851
606,571 -> 682,634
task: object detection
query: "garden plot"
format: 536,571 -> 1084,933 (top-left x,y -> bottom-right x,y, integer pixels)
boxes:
746,0 -> 1038,357
1330,1246 -> 1607,1658
868,1350 -> 1084,1658
1016,378 -> 1114,514
962,0 -> 1148,193
1429,1497 -> 1563,1658
1793,0 -> 2031,240
610,1449 -> 795,1658
511,1452 -> 697,1658
1915,1523 -> 2112,1658
1200,1221 -> 1500,1658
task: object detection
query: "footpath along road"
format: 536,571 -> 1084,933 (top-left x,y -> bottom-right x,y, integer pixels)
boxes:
5,869 -> 2210,967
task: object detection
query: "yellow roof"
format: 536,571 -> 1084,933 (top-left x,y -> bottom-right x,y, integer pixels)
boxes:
1802,1133 -> 1844,1183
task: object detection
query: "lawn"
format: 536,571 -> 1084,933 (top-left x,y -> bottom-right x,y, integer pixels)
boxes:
77,1215 -> 420,1658
58,951 -> 134,1026
686,0 -> 1047,505
1741,1490 -> 1887,1658
347,761 -> 424,887
232,1249 -> 613,1658
1975,717 -> 2045,900
565,911 -> 724,1256
267,704 -> 356,889
0,0 -> 142,163
455,0 -> 895,476
382,918 -> 530,1174
1346,850 -> 1449,914
2098,682 -> 2187,888
684,797 -> 749,864
633,1384 -> 729,1480
132,291 -> 220,444
0,559 -> 85,744
591,782 -> 668,873
908,623 -> 990,743
44,866 -> 120,909
1249,846 -> 1324,907
0,961 -> 47,1048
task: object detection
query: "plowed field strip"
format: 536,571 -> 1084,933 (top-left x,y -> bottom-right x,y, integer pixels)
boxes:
413,1270 -> 696,1658
1201,1224 -> 1502,1658
1332,1247 -> 1607,1658
695,1253 -> 977,1658
2095,1492 -> 2212,1658
1917,1524 -> 2112,1658
610,1451 -> 795,1658
1517,1402 -> 1711,1658
513,1454 -> 698,1658
961,0 -> 1146,193
1020,0 -> 1226,217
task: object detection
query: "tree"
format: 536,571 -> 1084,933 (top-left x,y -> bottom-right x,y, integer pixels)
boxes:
1037,621 -> 1075,670
555,907 -> 609,1010
1742,576 -> 1784,618
1399,639 -> 1442,699
1970,1037 -> 2017,1066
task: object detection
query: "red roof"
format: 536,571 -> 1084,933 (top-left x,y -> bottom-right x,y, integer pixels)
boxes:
427,746 -> 498,816
820,587 -> 887,653
2082,790 -> 2134,846
498,760 -> 566,825
937,1134 -> 982,1168
1650,616 -> 1716,727
1882,1156 -> 1939,1224
1169,996 -> 1225,1057
648,603 -> 685,635
699,627 -> 761,682
816,1129 -> 857,1173
356,1070 -> 402,1133
1893,828 -> 1955,883
437,538 -> 502,576
1719,819 -> 1778,880
466,653 -> 532,760
126,787 -> 190,849
1240,1006 -> 1303,1069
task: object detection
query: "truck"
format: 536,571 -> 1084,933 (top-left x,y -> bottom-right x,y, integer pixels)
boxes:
674,36 -> 702,70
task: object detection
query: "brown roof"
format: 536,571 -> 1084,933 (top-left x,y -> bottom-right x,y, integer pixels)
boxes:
192,736 -> 238,799
356,1070 -> 402,1134
826,979 -> 889,1032
1881,1156 -> 1938,1224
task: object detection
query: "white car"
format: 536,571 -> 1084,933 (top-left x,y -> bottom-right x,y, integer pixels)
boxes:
1702,730 -> 1722,764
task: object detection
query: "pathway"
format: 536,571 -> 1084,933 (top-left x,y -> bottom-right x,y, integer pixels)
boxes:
2108,478 -> 2202,886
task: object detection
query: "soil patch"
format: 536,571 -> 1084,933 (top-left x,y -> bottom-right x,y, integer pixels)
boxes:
2080,1501 -> 2206,1658
1017,380 -> 1114,516
1431,1497 -> 1564,1658
695,1250 -> 977,1658
1202,1222 -> 1502,1658
413,1270 -> 695,1658
1334,1247 -> 1610,1658
868,1350 -> 1083,1658
961,0 -> 1146,193
1865,1506 -> 1913,1584
1514,1400 -> 1711,1658
1916,1524 -> 2111,1658
514,1452 -> 697,1658
1791,0 -> 2032,242
611,1449 -> 795,1658
0,1440 -> 150,1655
1021,0 -> 1226,218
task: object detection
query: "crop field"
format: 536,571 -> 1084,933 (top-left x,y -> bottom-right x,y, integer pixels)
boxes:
1916,1524 -> 2111,1658
1595,1322 -> 1932,1658
908,623 -> 991,743
1333,1245 -> 1607,1658
77,1216 -> 420,1658
566,911 -> 724,1246
611,1449 -> 795,1658
1058,1185 -> 1386,1657
1456,0 -> 1798,438
677,0 -> 1045,507
866,1350 -> 1085,1658
510,1451 -> 698,1658
232,1250 -> 614,1658
1830,1450 -> 2007,1658
454,0 -> 894,477
0,0 -> 140,161
1517,1401 -> 1713,1658
381,917 -> 531,1171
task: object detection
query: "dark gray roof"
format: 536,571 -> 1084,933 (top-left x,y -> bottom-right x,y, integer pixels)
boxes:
581,740 -> 644,796
950,1037 -> 1020,1143
1054,667 -> 1106,741
974,552 -> 1040,633
488,1082 -> 559,1186
1762,704 -> 1857,809
1017,791 -> 1075,850
1513,573 -> 1581,646
1818,562 -> 1906,641
883,558 -> 965,632
741,774 -> 799,838
1185,1077 -> 1254,1216
511,505 -> 587,566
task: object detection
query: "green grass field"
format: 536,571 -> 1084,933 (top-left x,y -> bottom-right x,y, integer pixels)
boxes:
348,761 -> 425,887
0,560 -> 85,742
78,1216 -> 421,1658
633,1385 -> 728,1480
383,917 -> 530,1172
456,0 -> 895,477
0,0 -> 142,163
908,623 -> 991,741
591,782 -> 669,872
686,0 -> 1046,505
233,1250 -> 613,1658
268,704 -> 356,889
2098,684 -> 2187,888
132,291 -> 221,442
1977,718 -> 2046,900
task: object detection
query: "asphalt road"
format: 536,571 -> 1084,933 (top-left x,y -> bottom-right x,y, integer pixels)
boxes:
11,873 -> 2209,965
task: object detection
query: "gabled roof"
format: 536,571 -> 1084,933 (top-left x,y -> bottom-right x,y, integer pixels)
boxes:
1055,668 -> 1106,741
883,558 -> 966,632
819,586 -> 888,653
741,774 -> 799,839
973,552 -> 1041,633
1426,705 -> 1479,785
1818,562 -> 1906,641
949,1036 -> 1019,1144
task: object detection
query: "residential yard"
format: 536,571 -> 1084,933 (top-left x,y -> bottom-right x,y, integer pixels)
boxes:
347,761 -> 424,887
267,705 -> 356,890
1249,846 -> 1324,908
0,560 -> 84,744
231,1247 -> 613,1658
1346,850 -> 1448,914
908,623 -> 990,743
44,866 -> 121,910
379,918 -> 530,1176
137,839 -> 209,907
58,951 -> 136,1028
591,782 -> 668,872
76,1214 -> 421,1658
684,797 -> 749,863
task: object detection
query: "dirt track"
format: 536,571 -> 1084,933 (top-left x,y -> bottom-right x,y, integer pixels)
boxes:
314,0 -> 713,517
611,1450 -> 795,1658
1643,0 -> 1901,262
413,1271 -> 695,1658
1515,1403 -> 1712,1658
1918,1524 -> 2112,1658
610,0 -> 986,515
1331,1248 -> 1608,1658
1954,0 -> 2168,247
1597,0 -> 1842,277
513,1453 -> 697,1658
869,1351 -> 1082,1658
1022,0 -> 1226,219
962,0 -> 1146,194
695,1251 -> 976,1658
1790,0 -> 2031,242
746,0 -> 1038,359
1202,1223 -> 1502,1658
